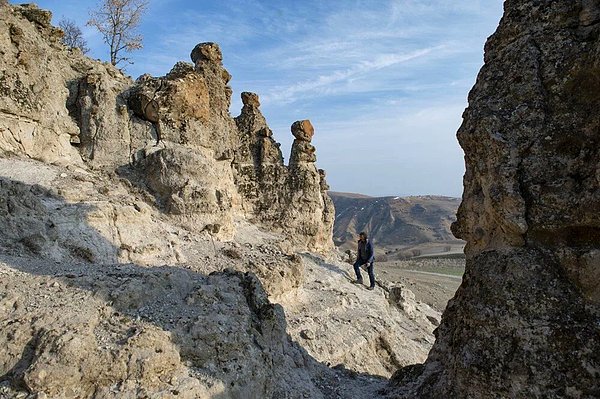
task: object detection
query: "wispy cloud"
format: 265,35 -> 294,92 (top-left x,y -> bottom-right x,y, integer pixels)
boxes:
262,47 -> 440,104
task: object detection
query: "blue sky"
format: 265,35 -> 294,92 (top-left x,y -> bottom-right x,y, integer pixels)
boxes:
26,0 -> 504,197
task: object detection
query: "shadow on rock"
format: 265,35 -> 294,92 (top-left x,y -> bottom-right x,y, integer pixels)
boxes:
0,177 -> 387,399
301,252 -> 354,281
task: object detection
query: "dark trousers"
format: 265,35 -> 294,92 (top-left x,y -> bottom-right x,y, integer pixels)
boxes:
353,260 -> 375,288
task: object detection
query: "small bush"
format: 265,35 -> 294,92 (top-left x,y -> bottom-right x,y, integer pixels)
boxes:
222,248 -> 242,259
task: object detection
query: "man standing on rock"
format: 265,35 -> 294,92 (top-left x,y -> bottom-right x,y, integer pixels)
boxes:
353,232 -> 375,290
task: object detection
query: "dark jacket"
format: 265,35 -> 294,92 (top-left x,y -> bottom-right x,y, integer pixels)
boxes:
357,239 -> 374,263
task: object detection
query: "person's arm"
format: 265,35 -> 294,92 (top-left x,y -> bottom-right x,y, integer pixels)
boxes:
367,241 -> 374,263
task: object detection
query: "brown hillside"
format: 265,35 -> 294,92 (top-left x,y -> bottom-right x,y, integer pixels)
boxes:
330,192 -> 464,257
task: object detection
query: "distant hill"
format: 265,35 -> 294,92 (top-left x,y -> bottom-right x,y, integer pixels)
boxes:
329,192 -> 465,259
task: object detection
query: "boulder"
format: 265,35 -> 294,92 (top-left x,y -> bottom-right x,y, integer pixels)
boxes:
190,42 -> 233,115
291,119 -> 314,142
127,58 -> 232,150
241,91 -> 260,108
190,41 -> 223,64
76,72 -> 136,166
388,285 -> 417,316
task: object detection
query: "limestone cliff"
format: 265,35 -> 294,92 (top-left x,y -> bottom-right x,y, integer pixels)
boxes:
0,3 -> 333,252
388,1 -> 600,398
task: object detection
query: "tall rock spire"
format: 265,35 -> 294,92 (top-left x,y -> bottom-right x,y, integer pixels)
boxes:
390,1 -> 600,397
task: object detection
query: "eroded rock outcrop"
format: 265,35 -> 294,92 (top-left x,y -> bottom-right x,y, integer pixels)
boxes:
0,3 -> 333,250
128,44 -> 237,152
124,43 -> 334,248
233,91 -> 286,218
285,120 -> 335,252
0,4 -> 157,168
233,98 -> 334,252
389,1 -> 600,398
0,4 -> 83,165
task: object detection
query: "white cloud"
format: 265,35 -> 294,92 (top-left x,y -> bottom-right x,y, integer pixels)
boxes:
262,47 -> 440,104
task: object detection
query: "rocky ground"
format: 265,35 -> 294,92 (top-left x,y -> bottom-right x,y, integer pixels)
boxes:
280,255 -> 441,378
0,253 -> 392,399
0,157 -> 438,398
377,260 -> 464,313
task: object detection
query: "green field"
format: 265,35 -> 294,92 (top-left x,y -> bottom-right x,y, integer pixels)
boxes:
385,258 -> 465,277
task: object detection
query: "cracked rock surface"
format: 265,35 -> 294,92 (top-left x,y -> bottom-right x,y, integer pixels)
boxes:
387,1 -> 600,398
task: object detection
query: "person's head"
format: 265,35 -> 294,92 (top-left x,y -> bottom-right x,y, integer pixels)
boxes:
359,232 -> 367,241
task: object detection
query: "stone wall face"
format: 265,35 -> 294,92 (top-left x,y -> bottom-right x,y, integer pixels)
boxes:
0,4 -> 85,165
390,1 -> 600,397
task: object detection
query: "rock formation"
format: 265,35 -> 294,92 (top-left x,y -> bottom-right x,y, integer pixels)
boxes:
388,1 -> 600,397
233,91 -> 287,225
285,120 -> 335,252
0,3 -> 333,250
0,5 -> 434,399
125,43 -> 333,248
0,4 -> 84,165
233,94 -> 334,251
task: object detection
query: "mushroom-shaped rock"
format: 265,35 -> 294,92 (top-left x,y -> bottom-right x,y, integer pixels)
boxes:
190,42 -> 223,64
291,120 -> 314,142
241,92 -> 261,108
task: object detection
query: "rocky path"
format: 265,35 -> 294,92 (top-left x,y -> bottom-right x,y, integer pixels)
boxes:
279,254 -> 439,379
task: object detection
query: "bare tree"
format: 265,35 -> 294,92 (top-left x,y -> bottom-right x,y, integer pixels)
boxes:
87,0 -> 149,66
59,18 -> 90,54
